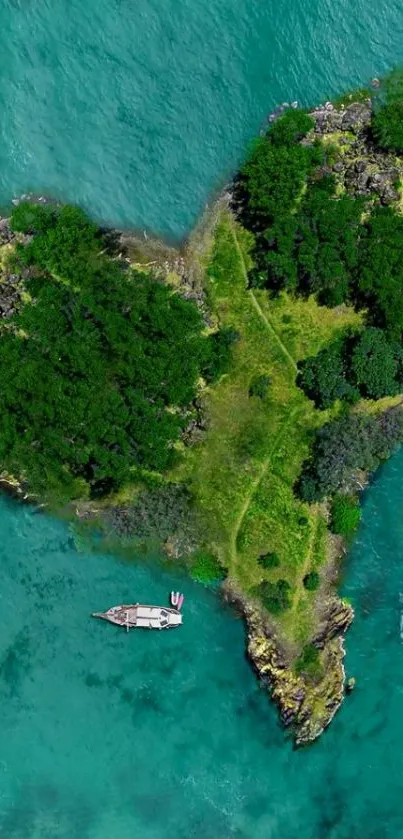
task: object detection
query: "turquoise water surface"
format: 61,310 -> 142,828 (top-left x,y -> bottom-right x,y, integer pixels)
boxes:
1,453 -> 403,838
1,0 -> 403,835
1,0 -> 403,239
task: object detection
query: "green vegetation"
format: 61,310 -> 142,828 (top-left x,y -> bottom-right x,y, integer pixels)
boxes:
296,177 -> 363,306
249,374 -> 271,399
0,203 -> 211,500
258,579 -> 291,615
331,494 -> 361,537
257,551 -> 280,570
298,408 -> 403,502
175,211 -> 359,647
357,208 -> 403,340
189,551 -> 225,584
303,571 -> 320,591
372,69 -> 403,152
295,643 -> 322,679
3,74 -> 403,734
298,328 -> 403,409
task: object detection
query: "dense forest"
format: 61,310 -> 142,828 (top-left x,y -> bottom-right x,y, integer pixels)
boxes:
0,203 -> 228,501
235,70 -> 403,518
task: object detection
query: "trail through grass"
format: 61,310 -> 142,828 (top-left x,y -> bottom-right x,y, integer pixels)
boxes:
177,210 -> 361,649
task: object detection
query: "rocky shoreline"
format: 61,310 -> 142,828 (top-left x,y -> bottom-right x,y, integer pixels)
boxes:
1,96 -> 397,746
224,580 -> 353,745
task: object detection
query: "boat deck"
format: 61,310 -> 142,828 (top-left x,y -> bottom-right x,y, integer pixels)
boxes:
92,603 -> 183,630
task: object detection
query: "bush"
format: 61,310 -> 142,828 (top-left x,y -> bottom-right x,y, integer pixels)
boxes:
249,374 -> 271,399
295,644 -> 322,678
303,571 -> 320,591
203,327 -> 239,382
257,551 -> 280,570
331,494 -> 361,536
258,579 -> 291,614
190,551 -> 225,584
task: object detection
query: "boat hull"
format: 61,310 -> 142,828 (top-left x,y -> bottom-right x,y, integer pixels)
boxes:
92,603 -> 182,630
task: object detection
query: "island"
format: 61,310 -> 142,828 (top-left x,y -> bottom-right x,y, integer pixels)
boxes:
1,70 -> 403,744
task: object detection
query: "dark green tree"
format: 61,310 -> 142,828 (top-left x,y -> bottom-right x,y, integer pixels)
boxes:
257,551 -> 280,570
350,327 -> 403,399
257,578 -> 291,614
303,571 -> 320,591
0,203 -> 210,500
297,337 -> 359,409
297,177 -> 363,306
298,407 -> 403,501
372,69 -> 403,152
357,207 -> 403,339
249,374 -> 271,399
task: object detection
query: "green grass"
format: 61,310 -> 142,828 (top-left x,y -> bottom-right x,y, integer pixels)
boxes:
175,210 -> 361,650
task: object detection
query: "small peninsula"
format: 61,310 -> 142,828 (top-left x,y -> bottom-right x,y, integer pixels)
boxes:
2,70 -> 403,744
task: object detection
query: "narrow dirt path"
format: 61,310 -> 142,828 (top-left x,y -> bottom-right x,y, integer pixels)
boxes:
228,218 -> 300,567
229,406 -> 300,565
229,219 -> 298,374
249,290 -> 298,374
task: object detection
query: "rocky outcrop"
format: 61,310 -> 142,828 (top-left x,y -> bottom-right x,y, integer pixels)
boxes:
308,100 -> 403,205
224,581 -> 353,745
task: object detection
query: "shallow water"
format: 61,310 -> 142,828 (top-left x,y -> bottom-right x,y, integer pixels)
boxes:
1,0 -> 403,834
1,0 -> 403,238
1,451 -> 403,837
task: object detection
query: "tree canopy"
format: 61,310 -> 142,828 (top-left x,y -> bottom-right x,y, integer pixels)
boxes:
0,202 -> 210,500
297,408 -> 403,501
298,327 -> 403,408
372,69 -> 403,152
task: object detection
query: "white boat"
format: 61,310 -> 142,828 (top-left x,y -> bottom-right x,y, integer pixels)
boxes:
92,603 -> 182,630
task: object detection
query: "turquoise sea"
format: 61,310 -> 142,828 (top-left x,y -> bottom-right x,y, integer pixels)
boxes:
2,453 -> 403,838
1,0 -> 403,239
1,0 -> 403,836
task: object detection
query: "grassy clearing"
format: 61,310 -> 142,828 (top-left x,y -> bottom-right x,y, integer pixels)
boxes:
176,210 -> 361,650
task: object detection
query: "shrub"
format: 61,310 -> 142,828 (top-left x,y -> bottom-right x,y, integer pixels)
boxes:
190,551 -> 225,584
303,571 -> 320,591
331,494 -> 361,536
249,374 -> 271,399
295,644 -> 322,678
258,579 -> 291,614
257,551 -> 280,570
204,327 -> 239,382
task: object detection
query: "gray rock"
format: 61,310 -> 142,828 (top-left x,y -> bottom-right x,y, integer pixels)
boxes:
341,103 -> 371,133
